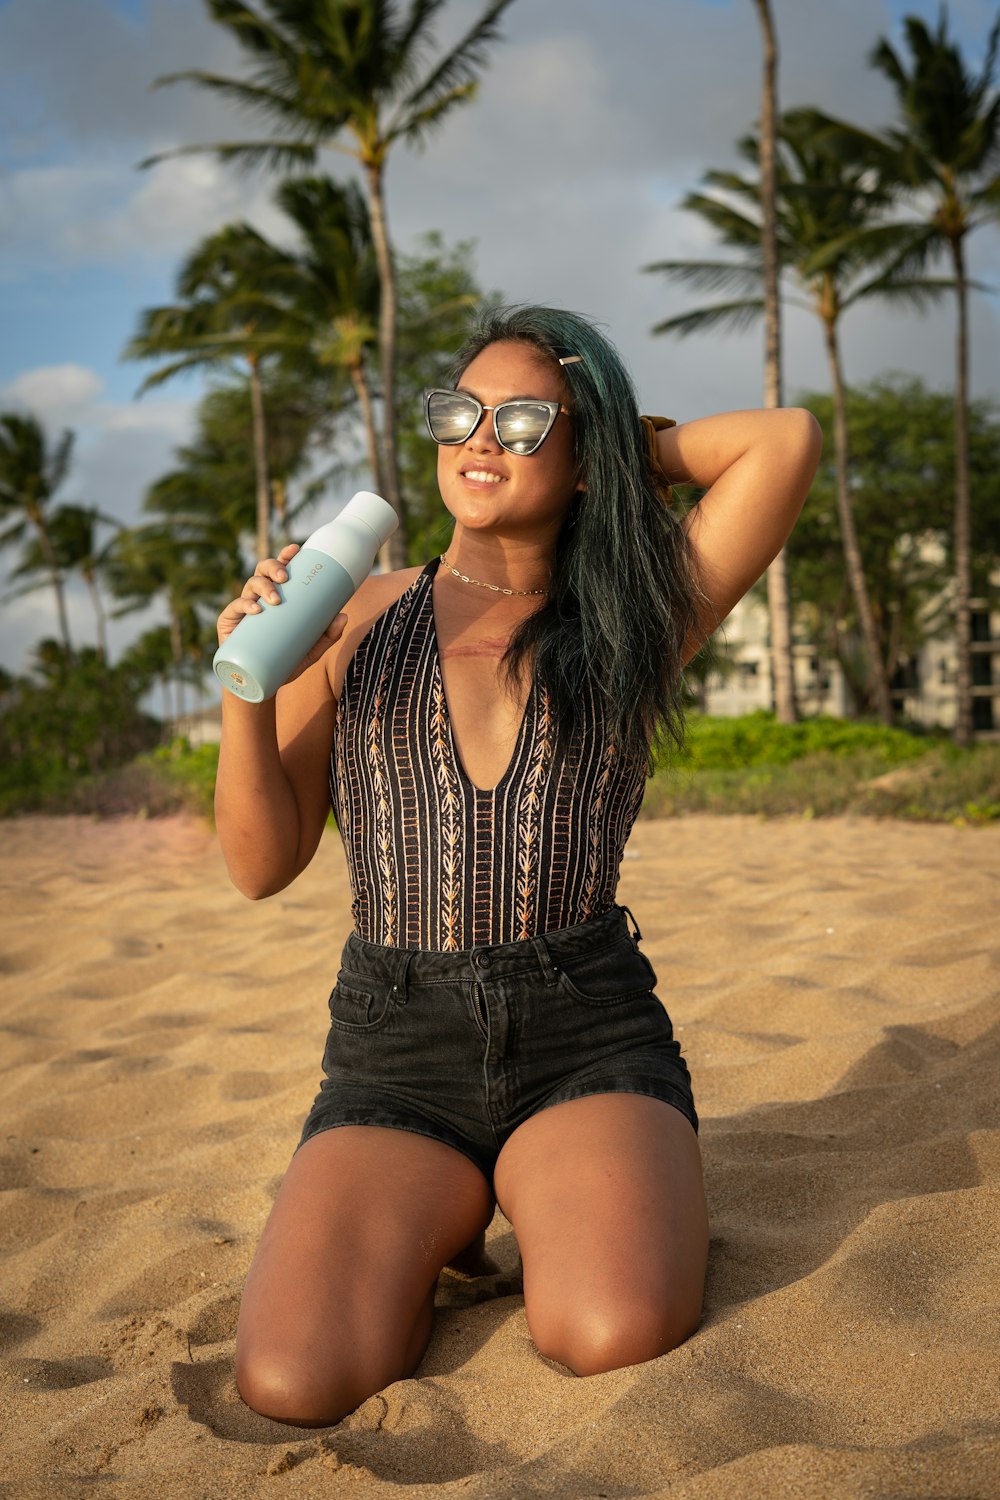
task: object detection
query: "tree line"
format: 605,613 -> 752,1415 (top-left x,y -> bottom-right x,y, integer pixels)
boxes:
1,0 -> 998,807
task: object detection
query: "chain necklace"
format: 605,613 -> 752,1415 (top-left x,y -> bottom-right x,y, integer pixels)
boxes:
439,551 -> 549,597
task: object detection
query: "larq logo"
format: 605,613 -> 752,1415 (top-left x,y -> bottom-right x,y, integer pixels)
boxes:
301,561 -> 326,585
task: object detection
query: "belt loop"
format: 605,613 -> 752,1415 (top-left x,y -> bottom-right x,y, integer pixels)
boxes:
619,904 -> 642,946
531,932 -> 560,987
393,948 -> 414,1005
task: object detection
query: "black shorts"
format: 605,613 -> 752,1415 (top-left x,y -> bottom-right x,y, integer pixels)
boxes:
299,903 -> 698,1180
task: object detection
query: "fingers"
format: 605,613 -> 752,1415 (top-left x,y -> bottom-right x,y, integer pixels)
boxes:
241,548 -> 299,609
217,547 -> 302,643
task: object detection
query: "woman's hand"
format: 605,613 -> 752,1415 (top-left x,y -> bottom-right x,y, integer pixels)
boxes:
216,543 -> 347,687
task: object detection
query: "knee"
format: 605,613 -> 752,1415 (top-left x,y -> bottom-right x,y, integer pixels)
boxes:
235,1347 -> 361,1428
531,1298 -> 701,1378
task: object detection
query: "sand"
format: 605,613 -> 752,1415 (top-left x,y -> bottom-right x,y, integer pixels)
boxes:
1,812 -> 997,1500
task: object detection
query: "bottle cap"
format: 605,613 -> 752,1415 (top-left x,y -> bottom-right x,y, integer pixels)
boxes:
341,491 -> 398,547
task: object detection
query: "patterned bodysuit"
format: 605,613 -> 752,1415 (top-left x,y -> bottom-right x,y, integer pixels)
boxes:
329,556 -> 648,950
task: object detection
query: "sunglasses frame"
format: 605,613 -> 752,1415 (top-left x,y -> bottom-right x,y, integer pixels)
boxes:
423,388 -> 571,457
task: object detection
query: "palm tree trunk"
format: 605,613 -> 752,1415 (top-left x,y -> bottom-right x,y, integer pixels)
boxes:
951,234 -> 973,749
247,355 -> 272,561
823,318 -> 894,725
169,606 -> 184,726
753,0 -> 798,723
83,568 -> 108,662
272,477 -> 289,547
30,509 -> 74,658
349,360 -> 390,568
365,160 -> 408,570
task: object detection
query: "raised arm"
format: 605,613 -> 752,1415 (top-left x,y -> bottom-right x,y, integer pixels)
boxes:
214,544 -> 346,900
657,408 -> 822,658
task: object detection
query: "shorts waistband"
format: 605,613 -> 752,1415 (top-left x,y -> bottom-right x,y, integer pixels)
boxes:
340,904 -> 643,992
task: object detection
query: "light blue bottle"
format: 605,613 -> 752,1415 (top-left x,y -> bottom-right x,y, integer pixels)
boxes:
213,490 -> 398,702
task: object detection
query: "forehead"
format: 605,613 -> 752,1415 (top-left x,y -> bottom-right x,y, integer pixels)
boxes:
458,340 -> 567,402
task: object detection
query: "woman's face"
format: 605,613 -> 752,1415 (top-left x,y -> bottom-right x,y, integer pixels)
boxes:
435,340 -> 583,541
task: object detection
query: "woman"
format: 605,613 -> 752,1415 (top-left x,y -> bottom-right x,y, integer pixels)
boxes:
215,304 -> 822,1427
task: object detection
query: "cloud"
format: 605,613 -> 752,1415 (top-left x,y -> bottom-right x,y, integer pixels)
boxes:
0,155 -> 292,278
0,0 -> 241,157
2,364 -> 105,426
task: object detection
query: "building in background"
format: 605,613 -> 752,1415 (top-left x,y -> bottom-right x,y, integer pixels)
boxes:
703,590 -> 999,739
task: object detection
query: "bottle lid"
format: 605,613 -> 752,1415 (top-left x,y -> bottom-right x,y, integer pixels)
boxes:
341,491 -> 398,547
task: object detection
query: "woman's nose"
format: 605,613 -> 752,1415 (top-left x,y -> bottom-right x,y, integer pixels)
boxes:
465,406 -> 498,450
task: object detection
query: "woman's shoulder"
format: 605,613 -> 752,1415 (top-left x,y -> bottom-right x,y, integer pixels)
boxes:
325,560 -> 429,701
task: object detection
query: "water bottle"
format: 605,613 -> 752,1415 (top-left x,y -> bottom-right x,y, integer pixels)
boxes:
213,490 -> 398,702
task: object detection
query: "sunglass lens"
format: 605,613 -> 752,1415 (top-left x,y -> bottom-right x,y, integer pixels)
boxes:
427,391 -> 478,443
495,403 -> 553,455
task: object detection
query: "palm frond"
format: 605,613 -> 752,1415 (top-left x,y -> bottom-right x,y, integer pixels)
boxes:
398,0 -> 513,118
651,300 -> 765,339
139,138 -> 318,174
643,258 -> 762,296
679,191 -> 762,248
841,275 -> 955,315
393,83 -> 477,145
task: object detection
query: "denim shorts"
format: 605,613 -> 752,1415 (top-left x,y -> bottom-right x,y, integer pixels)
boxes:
299,903 -> 697,1180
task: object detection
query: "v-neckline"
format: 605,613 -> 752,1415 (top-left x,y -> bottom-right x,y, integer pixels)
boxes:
425,557 -> 537,796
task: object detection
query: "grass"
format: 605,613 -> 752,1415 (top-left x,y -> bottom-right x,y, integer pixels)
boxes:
643,712 -> 999,825
7,713 -> 999,826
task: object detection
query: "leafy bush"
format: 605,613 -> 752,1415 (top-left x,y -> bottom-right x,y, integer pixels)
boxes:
658,709 -> 937,773
0,650 -> 161,815
643,731 -> 1000,824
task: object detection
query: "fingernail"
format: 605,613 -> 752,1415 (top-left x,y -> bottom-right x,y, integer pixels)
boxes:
276,570 -> 287,581
270,592 -> 280,603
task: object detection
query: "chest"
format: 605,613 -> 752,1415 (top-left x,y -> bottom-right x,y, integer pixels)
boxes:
433,622 -> 533,793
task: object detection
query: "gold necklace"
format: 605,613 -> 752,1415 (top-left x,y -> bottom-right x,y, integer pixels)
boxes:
439,552 -> 548,597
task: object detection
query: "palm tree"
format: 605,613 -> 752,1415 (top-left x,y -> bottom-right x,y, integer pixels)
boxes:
124,223 -> 290,559
861,9 -> 1000,745
4,504 -> 121,661
240,175 -> 385,513
0,413 -> 76,656
142,0 -> 515,569
751,0 -> 797,724
646,110 -> 953,723
105,519 -> 228,725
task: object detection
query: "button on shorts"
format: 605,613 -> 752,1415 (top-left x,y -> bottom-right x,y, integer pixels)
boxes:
298,903 -> 697,1180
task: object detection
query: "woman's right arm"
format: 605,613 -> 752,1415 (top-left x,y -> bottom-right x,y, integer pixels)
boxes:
214,545 -> 347,899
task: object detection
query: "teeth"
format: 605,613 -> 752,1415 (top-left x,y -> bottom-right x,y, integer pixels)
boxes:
465,470 -> 502,483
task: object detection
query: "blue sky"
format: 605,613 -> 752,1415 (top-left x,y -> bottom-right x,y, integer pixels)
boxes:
1,0 -> 998,674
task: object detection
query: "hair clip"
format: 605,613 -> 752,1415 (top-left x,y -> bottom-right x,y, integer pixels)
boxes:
557,354 -> 584,365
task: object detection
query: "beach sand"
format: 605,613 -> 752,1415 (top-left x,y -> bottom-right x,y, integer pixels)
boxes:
1,812 -> 997,1499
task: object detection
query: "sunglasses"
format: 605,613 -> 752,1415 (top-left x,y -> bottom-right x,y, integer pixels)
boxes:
423,388 -> 571,457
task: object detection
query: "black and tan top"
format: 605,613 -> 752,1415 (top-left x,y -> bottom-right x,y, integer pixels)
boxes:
329,557 -> 648,951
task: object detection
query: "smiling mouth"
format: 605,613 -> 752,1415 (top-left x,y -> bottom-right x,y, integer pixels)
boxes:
462,469 -> 504,484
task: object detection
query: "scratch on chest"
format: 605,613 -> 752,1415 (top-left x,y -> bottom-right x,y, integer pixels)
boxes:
438,635 -> 511,660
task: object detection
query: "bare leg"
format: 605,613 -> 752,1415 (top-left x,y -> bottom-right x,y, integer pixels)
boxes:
493,1094 -> 708,1376
236,1126 -> 495,1426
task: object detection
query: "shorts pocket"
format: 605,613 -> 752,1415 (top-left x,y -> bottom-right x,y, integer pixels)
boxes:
328,977 -> 394,1033
554,935 -> 658,1007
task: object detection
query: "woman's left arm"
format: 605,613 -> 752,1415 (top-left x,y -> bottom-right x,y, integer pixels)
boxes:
657,408 -> 822,657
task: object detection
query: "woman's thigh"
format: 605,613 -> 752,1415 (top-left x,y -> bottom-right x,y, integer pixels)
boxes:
236,1125 -> 495,1427
493,1093 -> 708,1377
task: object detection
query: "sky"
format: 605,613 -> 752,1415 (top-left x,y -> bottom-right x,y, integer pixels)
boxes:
1,0 -> 999,677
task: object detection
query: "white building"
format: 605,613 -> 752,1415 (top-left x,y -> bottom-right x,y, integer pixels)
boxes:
701,589 -> 999,737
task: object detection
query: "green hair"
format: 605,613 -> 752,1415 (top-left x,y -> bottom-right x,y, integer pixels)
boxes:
448,303 -> 703,771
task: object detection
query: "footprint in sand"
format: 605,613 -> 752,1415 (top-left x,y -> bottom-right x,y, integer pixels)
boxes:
0,1309 -> 41,1351
187,1292 -> 240,1348
219,1071 -> 286,1101
11,1355 -> 113,1389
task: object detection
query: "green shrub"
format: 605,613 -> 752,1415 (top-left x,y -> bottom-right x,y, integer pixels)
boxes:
657,709 -> 936,773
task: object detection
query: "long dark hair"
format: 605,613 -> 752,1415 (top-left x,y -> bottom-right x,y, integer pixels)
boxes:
448,304 -> 703,771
